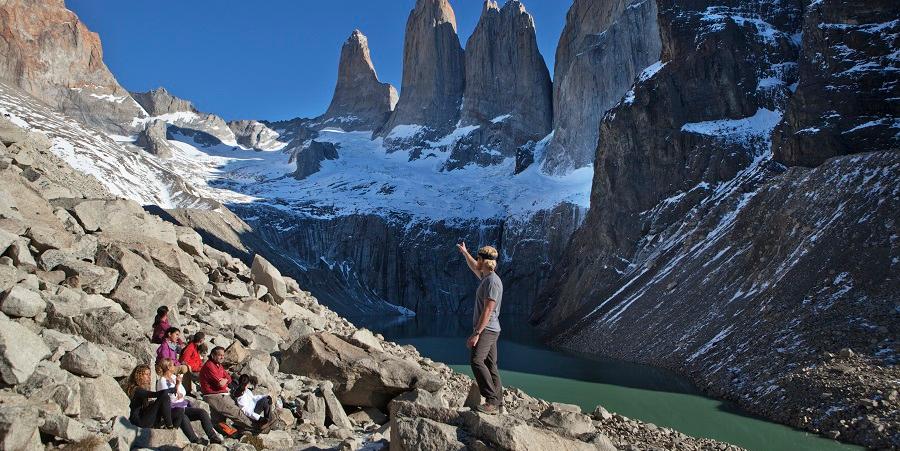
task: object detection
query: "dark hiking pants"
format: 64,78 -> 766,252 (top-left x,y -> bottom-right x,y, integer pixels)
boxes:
470,330 -> 502,406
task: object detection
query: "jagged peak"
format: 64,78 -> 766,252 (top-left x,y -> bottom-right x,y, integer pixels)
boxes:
501,0 -> 527,14
348,29 -> 367,44
483,0 -> 500,13
414,0 -> 458,31
501,0 -> 533,25
341,29 -> 376,75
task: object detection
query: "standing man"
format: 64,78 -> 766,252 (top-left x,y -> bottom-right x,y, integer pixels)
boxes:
457,242 -> 504,415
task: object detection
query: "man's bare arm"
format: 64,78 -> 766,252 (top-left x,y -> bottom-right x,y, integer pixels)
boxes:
473,300 -> 496,335
457,242 -> 481,279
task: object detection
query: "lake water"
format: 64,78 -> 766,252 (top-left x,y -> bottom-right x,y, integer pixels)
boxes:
356,315 -> 861,451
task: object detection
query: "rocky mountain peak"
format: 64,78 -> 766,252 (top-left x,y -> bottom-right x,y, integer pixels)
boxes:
320,29 -> 397,131
131,87 -> 198,116
445,0 -> 552,170
376,0 -> 465,142
0,0 -> 146,133
541,0 -> 662,174
416,0 -> 459,30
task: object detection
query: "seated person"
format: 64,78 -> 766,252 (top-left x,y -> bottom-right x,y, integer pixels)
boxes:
156,359 -> 223,444
199,346 -> 254,431
180,331 -> 206,395
156,327 -> 194,395
233,375 -> 274,429
123,364 -> 206,445
150,306 -> 171,344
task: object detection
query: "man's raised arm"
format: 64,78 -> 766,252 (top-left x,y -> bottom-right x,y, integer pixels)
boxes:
457,241 -> 481,279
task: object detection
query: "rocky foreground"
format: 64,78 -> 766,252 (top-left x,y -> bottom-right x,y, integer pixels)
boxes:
0,118 -> 743,450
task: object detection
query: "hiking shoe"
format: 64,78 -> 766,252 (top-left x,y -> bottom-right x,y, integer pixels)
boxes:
475,403 -> 499,415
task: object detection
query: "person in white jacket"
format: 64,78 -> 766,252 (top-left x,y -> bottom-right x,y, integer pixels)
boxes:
155,358 -> 223,444
233,374 -> 273,426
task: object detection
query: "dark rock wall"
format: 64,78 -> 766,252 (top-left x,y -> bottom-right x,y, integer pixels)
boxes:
773,0 -> 900,167
229,203 -> 584,321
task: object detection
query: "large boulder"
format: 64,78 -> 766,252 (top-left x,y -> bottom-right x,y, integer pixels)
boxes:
299,392 -> 326,428
0,318 -> 50,384
280,300 -> 326,330
281,332 -> 443,408
132,242 -> 208,295
257,430 -> 294,449
80,375 -> 130,420
39,412 -> 92,443
239,299 -> 289,340
45,305 -> 147,367
393,417 -> 468,451
458,411 -> 598,451
60,341 -> 107,377
17,361 -> 81,416
95,243 -> 184,323
0,284 -> 46,318
71,199 -> 177,244
238,356 -> 279,393
40,329 -> 85,361
320,381 -> 353,429
3,237 -> 37,273
0,266 -> 25,293
348,328 -> 384,351
250,254 -> 288,302
60,341 -> 136,379
0,404 -> 42,451
539,405 -> 595,436
37,234 -> 98,271
111,416 -> 190,449
0,229 -> 16,257
56,260 -> 119,295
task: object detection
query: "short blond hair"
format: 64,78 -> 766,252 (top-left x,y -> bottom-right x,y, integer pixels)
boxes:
478,246 -> 499,272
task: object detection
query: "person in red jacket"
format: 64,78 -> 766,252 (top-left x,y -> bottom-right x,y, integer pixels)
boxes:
200,346 -> 254,431
180,332 -> 205,373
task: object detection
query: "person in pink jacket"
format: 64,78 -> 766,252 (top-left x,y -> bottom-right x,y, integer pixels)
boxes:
156,327 -> 193,394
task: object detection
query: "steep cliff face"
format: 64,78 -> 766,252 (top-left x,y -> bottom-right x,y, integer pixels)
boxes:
229,202 -> 585,321
0,0 -> 146,133
376,0 -> 465,145
319,30 -> 398,132
541,0 -> 662,174
772,0 -> 900,167
535,0 -> 899,447
444,1 -> 553,171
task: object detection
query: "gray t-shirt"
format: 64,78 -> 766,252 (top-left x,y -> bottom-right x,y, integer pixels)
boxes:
473,271 -> 503,332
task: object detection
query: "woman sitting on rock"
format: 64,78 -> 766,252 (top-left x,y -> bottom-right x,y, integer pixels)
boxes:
123,364 -> 208,445
233,374 -> 273,429
156,358 -> 223,445
150,306 -> 171,344
180,332 -> 205,373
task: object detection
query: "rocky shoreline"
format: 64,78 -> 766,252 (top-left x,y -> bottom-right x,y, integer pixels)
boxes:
0,117 -> 745,450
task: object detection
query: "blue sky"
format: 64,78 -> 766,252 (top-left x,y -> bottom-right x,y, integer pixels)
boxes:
67,0 -> 569,122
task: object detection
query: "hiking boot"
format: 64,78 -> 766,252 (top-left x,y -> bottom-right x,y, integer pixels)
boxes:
475,403 -> 499,415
